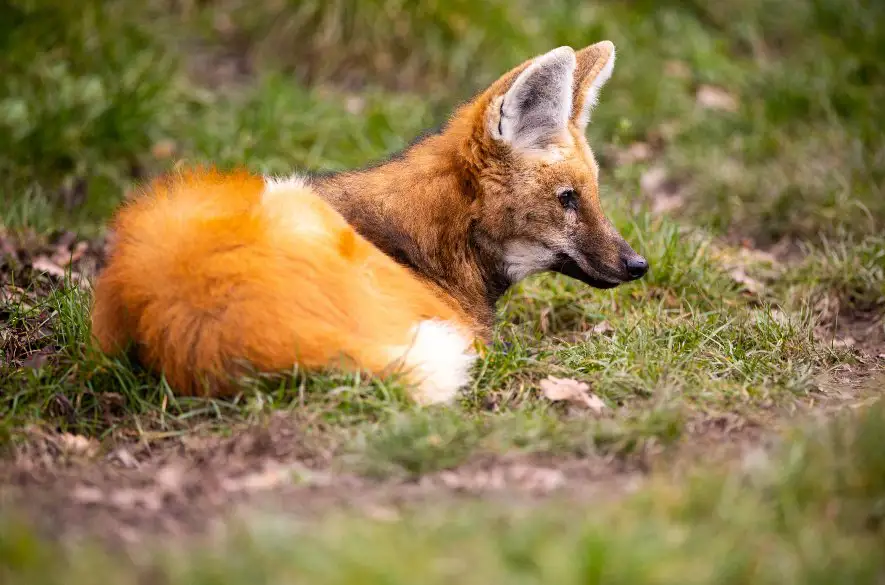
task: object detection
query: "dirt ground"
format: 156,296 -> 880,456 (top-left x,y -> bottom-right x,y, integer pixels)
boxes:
0,414 -> 638,550
5,374 -> 881,554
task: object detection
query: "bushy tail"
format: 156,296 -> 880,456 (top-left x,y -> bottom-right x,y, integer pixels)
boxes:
91,167 -> 478,400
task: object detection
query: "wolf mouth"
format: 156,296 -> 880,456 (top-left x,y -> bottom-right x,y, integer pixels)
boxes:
551,253 -> 621,289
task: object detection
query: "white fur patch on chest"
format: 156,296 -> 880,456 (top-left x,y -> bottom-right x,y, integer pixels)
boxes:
504,240 -> 558,282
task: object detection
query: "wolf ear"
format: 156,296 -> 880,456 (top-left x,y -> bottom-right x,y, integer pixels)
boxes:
491,46 -> 576,152
571,41 -> 616,129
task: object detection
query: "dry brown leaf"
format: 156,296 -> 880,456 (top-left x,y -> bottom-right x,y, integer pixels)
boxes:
832,337 -> 857,349
652,192 -> 685,214
31,255 -> 66,277
612,141 -> 652,166
31,255 -> 67,278
109,447 -> 140,469
436,465 -> 565,493
640,166 -> 668,195
729,266 -> 764,294
51,240 -> 88,267
734,246 -> 778,266
345,96 -> 366,115
539,376 -> 607,413
156,465 -> 185,491
72,485 -> 103,504
640,166 -> 684,214
509,464 -> 566,492
31,255 -> 87,287
221,462 -> 308,493
591,320 -> 614,335
58,433 -> 100,458
696,85 -> 739,112
664,60 -> 692,79
21,347 -> 55,369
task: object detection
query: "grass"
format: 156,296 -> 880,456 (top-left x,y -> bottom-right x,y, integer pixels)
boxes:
3,401 -> 884,584
1,0 -> 884,581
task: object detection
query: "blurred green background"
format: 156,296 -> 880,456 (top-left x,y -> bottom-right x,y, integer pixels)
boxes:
2,0 -> 883,243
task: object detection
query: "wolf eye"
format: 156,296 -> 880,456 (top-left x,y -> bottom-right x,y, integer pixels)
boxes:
557,189 -> 578,209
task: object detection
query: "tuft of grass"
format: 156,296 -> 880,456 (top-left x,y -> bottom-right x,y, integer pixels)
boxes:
355,408 -> 481,478
179,0 -> 536,94
784,234 -> 885,313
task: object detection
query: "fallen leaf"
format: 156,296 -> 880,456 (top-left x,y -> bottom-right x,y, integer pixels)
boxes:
156,465 -> 184,491
21,347 -> 55,369
31,256 -> 69,278
591,320 -> 614,335
652,192 -> 685,214
345,96 -> 366,115
58,433 -> 100,458
539,376 -> 607,413
108,488 -> 162,511
832,337 -> 856,349
221,462 -> 308,493
109,447 -> 140,469
436,465 -> 565,493
728,266 -> 764,294
72,485 -> 103,504
612,141 -> 652,166
696,85 -> 739,112
509,464 -> 566,492
640,166 -> 684,214
50,239 -> 88,267
640,166 -> 668,195
664,60 -> 692,79
733,246 -> 778,266
31,255 -> 87,287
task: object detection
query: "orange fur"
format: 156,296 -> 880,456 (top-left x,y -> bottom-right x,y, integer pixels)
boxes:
92,167 -> 474,397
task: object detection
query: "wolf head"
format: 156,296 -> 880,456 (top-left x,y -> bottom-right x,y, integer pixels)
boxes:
456,42 -> 648,289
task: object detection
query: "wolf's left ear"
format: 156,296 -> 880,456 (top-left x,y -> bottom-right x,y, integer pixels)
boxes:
571,41 -> 616,129
491,46 -> 576,152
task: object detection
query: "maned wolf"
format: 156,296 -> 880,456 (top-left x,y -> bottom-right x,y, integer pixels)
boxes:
91,41 -> 648,404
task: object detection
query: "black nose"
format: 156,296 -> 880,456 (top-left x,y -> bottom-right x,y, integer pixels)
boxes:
624,255 -> 649,280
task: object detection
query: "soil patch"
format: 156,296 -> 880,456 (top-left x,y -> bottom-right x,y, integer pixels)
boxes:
1,229 -> 106,369
0,408 -> 784,552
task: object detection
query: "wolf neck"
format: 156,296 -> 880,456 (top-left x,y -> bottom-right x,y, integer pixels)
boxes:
310,135 -> 507,337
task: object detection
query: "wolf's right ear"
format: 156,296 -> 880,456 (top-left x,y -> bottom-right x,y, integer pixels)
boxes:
570,41 -> 616,129
489,46 -> 576,153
